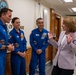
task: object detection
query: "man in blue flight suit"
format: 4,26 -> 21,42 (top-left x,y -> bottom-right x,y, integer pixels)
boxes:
0,8 -> 14,75
29,18 -> 49,75
9,17 -> 27,75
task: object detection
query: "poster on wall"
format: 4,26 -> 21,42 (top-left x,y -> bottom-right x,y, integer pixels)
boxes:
0,0 -> 8,9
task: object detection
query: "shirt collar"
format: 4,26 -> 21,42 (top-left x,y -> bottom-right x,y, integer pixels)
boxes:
37,28 -> 44,33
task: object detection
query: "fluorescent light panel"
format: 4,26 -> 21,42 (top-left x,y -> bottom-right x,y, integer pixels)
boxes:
72,7 -> 76,12
64,0 -> 73,2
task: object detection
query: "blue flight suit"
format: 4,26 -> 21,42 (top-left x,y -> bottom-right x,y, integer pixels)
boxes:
9,28 -> 27,75
29,28 -> 49,75
0,20 -> 8,75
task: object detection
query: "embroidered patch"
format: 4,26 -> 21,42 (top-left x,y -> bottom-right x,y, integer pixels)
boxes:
73,40 -> 76,45
34,41 -> 37,45
41,33 -> 47,39
0,39 -> 5,44
15,43 -> 19,47
42,33 -> 47,37
20,33 -> 24,40
17,35 -> 19,38
9,35 -> 12,39
43,41 -> 46,45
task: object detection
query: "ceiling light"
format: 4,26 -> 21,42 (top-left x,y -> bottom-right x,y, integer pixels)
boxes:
72,7 -> 76,12
64,0 -> 73,2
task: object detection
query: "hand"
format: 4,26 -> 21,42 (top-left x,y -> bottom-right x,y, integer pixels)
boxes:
48,32 -> 54,39
36,49 -> 42,54
0,45 -> 6,49
17,51 -> 26,58
7,44 -> 14,51
66,33 -> 74,44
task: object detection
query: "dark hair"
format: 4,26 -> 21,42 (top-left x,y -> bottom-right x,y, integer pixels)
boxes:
11,17 -> 19,23
36,17 -> 43,23
0,7 -> 13,17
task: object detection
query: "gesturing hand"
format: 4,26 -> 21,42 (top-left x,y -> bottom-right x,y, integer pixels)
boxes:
66,33 -> 74,44
48,32 -> 54,39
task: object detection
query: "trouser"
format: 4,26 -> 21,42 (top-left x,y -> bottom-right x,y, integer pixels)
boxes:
11,55 -> 26,75
51,65 -> 74,75
0,56 -> 6,75
29,51 -> 46,75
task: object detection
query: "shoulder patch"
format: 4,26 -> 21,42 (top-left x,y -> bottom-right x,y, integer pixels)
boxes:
73,40 -> 76,45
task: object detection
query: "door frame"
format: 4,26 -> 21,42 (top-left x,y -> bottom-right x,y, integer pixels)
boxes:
49,8 -> 61,65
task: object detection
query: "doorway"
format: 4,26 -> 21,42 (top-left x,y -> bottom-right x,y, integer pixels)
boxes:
49,8 -> 61,64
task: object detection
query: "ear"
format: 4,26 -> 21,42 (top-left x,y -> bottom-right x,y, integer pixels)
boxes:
2,13 -> 5,16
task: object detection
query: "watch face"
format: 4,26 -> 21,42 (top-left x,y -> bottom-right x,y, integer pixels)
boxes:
0,0 -> 8,9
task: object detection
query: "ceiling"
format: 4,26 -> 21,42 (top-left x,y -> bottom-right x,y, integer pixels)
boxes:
35,0 -> 76,16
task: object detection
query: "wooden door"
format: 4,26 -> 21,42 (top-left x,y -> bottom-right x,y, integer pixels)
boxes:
5,53 -> 12,75
49,8 -> 61,64
53,15 -> 61,58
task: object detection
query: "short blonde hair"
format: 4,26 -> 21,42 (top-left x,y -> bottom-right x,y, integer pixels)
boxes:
63,16 -> 76,32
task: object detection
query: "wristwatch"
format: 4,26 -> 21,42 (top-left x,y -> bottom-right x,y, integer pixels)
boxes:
5,45 -> 8,50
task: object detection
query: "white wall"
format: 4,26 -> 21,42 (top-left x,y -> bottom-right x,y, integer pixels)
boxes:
7,0 -> 50,47
35,2 -> 50,30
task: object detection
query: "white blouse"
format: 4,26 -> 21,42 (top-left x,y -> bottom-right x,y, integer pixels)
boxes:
61,35 -> 66,45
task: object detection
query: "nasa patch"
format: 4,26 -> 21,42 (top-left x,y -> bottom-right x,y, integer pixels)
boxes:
73,40 -> 76,45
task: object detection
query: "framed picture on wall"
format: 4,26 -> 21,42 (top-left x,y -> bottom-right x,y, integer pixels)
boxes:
20,26 -> 24,30
0,0 -> 8,9
8,24 -> 12,29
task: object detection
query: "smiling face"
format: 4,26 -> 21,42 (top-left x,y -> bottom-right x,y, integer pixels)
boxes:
1,10 -> 12,23
62,16 -> 76,33
13,19 -> 20,29
36,19 -> 44,30
62,23 -> 68,31
62,23 -> 70,34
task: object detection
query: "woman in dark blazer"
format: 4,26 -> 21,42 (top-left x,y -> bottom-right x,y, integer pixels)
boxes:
48,16 -> 76,75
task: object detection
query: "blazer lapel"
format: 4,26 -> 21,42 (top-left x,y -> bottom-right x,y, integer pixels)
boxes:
58,31 -> 65,46
60,37 -> 67,49
59,32 -> 71,50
